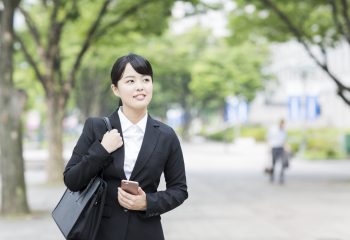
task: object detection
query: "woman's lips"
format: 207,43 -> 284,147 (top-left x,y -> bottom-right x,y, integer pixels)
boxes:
134,94 -> 146,100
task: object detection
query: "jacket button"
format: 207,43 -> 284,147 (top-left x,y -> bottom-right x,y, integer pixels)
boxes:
124,209 -> 128,212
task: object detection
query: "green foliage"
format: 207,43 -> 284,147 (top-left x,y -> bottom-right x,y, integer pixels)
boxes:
305,128 -> 347,160
287,128 -> 348,160
17,0 -> 200,116
228,0 -> 343,46
304,137 -> 343,160
123,28 -> 213,117
17,0 -> 272,137
129,27 -> 270,117
288,141 -> 300,155
203,126 -> 348,160
60,0 -> 182,76
190,41 -> 270,105
203,125 -> 266,142
109,26 -> 271,124
240,126 -> 266,142
13,58 -> 44,111
203,127 -> 235,142
74,22 -> 214,120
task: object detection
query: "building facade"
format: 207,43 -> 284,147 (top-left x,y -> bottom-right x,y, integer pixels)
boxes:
249,41 -> 350,129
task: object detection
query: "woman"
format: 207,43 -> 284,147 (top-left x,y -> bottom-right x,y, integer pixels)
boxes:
64,53 -> 188,240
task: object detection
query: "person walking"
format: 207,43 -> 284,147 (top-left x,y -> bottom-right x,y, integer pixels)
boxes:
63,53 -> 188,240
267,119 -> 288,184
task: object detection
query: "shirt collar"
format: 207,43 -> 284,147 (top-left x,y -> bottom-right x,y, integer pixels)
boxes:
118,107 -> 148,133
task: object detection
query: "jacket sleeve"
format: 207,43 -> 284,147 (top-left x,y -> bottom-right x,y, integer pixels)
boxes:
63,118 -> 110,192
144,132 -> 188,217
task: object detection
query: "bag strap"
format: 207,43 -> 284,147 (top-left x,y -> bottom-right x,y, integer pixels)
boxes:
100,117 -> 112,176
103,117 -> 112,131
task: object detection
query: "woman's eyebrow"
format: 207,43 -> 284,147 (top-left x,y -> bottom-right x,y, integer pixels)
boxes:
123,75 -> 136,79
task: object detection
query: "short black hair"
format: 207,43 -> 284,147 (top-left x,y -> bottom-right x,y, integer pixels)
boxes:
110,53 -> 153,85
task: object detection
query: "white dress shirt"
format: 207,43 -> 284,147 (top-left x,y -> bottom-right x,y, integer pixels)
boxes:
118,107 -> 147,180
268,125 -> 287,148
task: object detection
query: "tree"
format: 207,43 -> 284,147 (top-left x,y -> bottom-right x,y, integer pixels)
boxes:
229,0 -> 350,106
140,28 -> 211,140
74,63 -> 113,120
129,27 -> 269,138
190,41 -> 269,111
16,0 -> 198,182
0,0 -> 29,215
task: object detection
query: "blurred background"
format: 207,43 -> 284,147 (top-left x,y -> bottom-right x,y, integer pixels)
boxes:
1,0 -> 350,239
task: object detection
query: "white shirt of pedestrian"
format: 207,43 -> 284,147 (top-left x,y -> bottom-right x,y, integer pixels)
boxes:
118,107 -> 147,180
268,125 -> 286,148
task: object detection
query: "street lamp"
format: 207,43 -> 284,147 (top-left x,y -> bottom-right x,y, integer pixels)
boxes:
299,68 -> 309,157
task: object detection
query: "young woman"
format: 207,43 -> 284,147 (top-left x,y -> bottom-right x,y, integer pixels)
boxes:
63,53 -> 188,240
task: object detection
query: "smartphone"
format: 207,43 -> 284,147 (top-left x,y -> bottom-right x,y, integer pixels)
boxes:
121,180 -> 139,195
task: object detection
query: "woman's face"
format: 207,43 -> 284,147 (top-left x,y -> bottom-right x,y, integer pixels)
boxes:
112,63 -> 153,112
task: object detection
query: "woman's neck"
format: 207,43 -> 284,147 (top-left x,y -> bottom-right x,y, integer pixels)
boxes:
121,106 -> 147,124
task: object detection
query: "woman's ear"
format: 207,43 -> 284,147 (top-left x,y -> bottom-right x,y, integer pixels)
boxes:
111,84 -> 119,97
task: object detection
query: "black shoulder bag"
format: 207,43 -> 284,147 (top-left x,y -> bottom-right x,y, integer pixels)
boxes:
52,117 -> 112,240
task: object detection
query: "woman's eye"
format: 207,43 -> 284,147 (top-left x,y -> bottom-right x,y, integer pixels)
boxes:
126,79 -> 134,83
144,78 -> 150,82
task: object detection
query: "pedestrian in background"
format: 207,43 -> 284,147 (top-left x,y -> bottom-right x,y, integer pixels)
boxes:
63,53 -> 188,240
267,119 -> 288,184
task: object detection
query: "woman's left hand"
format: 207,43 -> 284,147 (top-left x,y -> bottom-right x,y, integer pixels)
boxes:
118,187 -> 147,211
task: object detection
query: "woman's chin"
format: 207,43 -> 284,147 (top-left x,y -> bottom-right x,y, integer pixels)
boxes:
125,101 -> 150,110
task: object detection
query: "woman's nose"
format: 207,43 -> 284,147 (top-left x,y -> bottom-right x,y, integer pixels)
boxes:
135,80 -> 144,91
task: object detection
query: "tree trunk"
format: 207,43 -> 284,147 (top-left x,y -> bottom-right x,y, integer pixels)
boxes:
46,94 -> 65,183
0,0 -> 29,215
0,91 -> 29,215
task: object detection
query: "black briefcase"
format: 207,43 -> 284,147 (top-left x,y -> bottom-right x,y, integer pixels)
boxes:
52,117 -> 111,239
52,177 -> 107,240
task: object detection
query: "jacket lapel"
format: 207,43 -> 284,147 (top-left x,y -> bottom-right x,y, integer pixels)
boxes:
130,115 -> 160,180
109,109 -> 126,179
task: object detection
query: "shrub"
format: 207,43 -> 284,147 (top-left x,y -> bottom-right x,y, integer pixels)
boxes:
205,127 -> 235,142
203,126 -> 348,160
287,128 -> 347,160
204,126 -> 266,142
240,127 -> 267,142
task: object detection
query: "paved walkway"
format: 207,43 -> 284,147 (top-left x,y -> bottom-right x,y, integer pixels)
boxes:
1,139 -> 350,239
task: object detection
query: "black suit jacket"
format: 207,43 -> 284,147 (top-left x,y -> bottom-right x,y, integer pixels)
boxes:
63,109 -> 188,240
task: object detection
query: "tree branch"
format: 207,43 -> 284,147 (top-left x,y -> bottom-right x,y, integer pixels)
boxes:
18,7 -> 41,46
337,87 -> 350,105
15,34 -> 47,93
60,0 -> 79,23
67,0 -> 160,99
340,0 -> 350,34
18,6 -> 46,61
258,1 -> 308,43
95,0 -> 154,38
259,0 -> 323,64
65,0 -> 111,99
318,41 -> 329,67
41,0 -> 48,8
47,0 -> 60,59
55,46 -> 63,88
329,0 -> 350,44
259,0 -> 350,92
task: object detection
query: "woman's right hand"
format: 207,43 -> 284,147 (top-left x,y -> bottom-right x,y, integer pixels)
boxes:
101,129 -> 123,153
